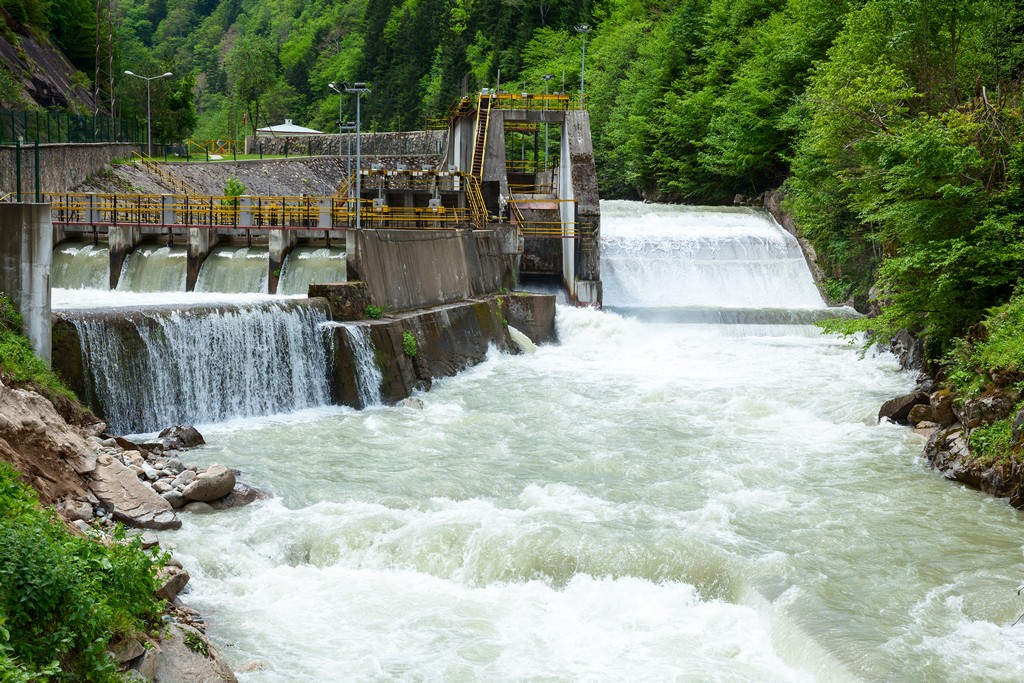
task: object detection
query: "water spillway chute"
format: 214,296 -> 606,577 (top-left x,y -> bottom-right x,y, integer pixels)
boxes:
116,245 -> 188,292
600,201 -> 845,327
195,246 -> 270,294
55,299 -> 332,434
52,241 -> 110,290
278,247 -> 347,295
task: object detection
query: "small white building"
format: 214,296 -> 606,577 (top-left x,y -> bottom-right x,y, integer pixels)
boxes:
255,119 -> 324,138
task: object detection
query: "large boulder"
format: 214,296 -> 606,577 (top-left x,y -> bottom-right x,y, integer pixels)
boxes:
157,425 -> 206,451
89,455 -> 180,530
181,464 -> 236,503
133,624 -> 237,683
879,391 -> 929,425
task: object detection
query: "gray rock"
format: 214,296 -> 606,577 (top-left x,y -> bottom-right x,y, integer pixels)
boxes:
133,624 -> 237,683
162,491 -> 186,509
907,403 -> 938,426
60,499 -> 94,522
89,455 -> 181,530
1013,409 -> 1024,447
182,464 -> 236,503
158,425 -> 207,451
182,501 -> 215,514
153,480 -> 173,494
125,450 -> 145,467
207,482 -> 272,511
400,397 -> 426,410
172,469 -> 197,489
111,637 -> 147,665
70,450 -> 98,475
163,458 -> 185,475
955,389 -> 1019,429
890,329 -> 923,370
156,565 -> 191,602
879,391 -> 929,425
141,463 -> 160,481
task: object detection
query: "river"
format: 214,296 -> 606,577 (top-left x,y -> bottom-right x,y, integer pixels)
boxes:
150,201 -> 1024,681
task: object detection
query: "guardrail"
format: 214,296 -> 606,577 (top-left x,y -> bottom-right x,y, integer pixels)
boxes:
0,109 -> 143,145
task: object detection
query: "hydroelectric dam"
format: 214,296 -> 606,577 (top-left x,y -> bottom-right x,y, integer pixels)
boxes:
1,92 -> 598,432
5,100 -> 1024,682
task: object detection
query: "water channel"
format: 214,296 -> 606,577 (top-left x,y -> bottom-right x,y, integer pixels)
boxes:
64,200 -> 1024,680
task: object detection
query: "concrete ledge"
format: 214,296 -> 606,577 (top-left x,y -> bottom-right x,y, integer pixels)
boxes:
308,282 -> 371,321
500,293 -> 556,344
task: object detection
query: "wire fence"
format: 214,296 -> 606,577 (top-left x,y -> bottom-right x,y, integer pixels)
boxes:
0,109 -> 144,145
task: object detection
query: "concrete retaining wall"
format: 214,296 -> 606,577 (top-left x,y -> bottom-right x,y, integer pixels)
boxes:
351,228 -> 513,311
0,143 -> 139,196
0,203 -> 52,362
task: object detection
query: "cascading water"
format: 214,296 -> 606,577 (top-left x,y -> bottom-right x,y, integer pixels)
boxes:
340,323 -> 383,407
194,246 -> 270,294
51,241 -> 109,290
278,247 -> 347,295
601,201 -> 853,326
116,245 -> 188,292
162,201 -> 1024,682
61,300 -> 331,433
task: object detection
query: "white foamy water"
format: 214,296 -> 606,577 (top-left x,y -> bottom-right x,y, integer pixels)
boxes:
157,202 -> 1024,682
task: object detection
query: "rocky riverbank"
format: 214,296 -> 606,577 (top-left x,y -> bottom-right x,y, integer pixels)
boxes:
879,341 -> 1024,509
0,379 -> 254,681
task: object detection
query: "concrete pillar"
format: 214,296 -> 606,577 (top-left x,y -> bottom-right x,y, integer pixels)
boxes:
187,227 -> 218,291
0,203 -> 52,362
268,228 -> 297,294
108,224 -> 140,290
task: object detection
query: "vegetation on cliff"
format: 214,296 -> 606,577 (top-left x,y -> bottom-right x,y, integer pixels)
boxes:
0,462 -> 165,682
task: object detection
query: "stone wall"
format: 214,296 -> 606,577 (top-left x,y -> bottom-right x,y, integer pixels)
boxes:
0,143 -> 140,196
248,131 -> 446,160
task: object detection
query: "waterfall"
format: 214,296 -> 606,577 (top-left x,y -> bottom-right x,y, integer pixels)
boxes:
278,247 -> 347,295
116,245 -> 188,292
341,324 -> 383,407
52,242 -> 109,290
601,201 -> 832,318
195,246 -> 270,294
62,300 -> 332,434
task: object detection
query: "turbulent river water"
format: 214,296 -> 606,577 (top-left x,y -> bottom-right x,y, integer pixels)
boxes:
119,200 -> 1024,681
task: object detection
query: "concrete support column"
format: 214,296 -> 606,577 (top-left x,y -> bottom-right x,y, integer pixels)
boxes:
268,228 -> 297,294
161,195 -> 176,245
108,224 -> 140,290
346,227 -> 365,283
187,227 -> 218,292
0,203 -> 52,362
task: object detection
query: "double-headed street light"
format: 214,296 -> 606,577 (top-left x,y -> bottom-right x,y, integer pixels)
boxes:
574,24 -> 591,110
124,70 -> 173,157
342,82 -> 371,230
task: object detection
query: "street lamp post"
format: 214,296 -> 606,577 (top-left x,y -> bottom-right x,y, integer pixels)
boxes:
343,82 -> 371,230
124,70 -> 173,157
574,24 -> 591,110
542,74 -> 553,171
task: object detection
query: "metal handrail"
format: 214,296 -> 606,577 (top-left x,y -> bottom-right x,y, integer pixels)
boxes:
132,152 -> 201,196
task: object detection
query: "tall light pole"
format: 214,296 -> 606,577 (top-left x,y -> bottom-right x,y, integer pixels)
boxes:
542,74 -> 553,172
124,70 -> 172,157
574,24 -> 591,110
343,82 -> 371,230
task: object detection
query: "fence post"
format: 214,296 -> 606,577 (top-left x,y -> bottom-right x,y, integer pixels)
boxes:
34,140 -> 40,203
15,138 -> 21,202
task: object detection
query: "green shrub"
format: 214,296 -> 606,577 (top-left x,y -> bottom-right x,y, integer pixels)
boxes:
968,418 -> 1015,466
402,330 -> 417,357
222,175 -> 246,197
364,305 -> 383,319
943,291 -> 1024,396
0,462 -> 165,681
0,294 -> 75,402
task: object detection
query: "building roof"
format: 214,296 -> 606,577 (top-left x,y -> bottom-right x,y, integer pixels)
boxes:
255,119 -> 323,136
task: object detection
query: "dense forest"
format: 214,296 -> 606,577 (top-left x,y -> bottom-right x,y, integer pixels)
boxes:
3,0 -> 1024,399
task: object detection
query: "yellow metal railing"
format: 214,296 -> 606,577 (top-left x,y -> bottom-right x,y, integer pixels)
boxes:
45,192 -> 485,231
186,139 -> 244,157
466,175 -> 488,227
132,152 -> 201,196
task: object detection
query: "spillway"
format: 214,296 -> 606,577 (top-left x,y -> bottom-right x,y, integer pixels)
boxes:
116,245 -> 188,292
278,247 -> 347,295
52,242 -> 109,290
55,299 -> 332,434
194,246 -> 270,294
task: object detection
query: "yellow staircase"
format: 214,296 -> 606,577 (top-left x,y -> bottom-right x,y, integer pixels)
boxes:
132,152 -> 201,196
